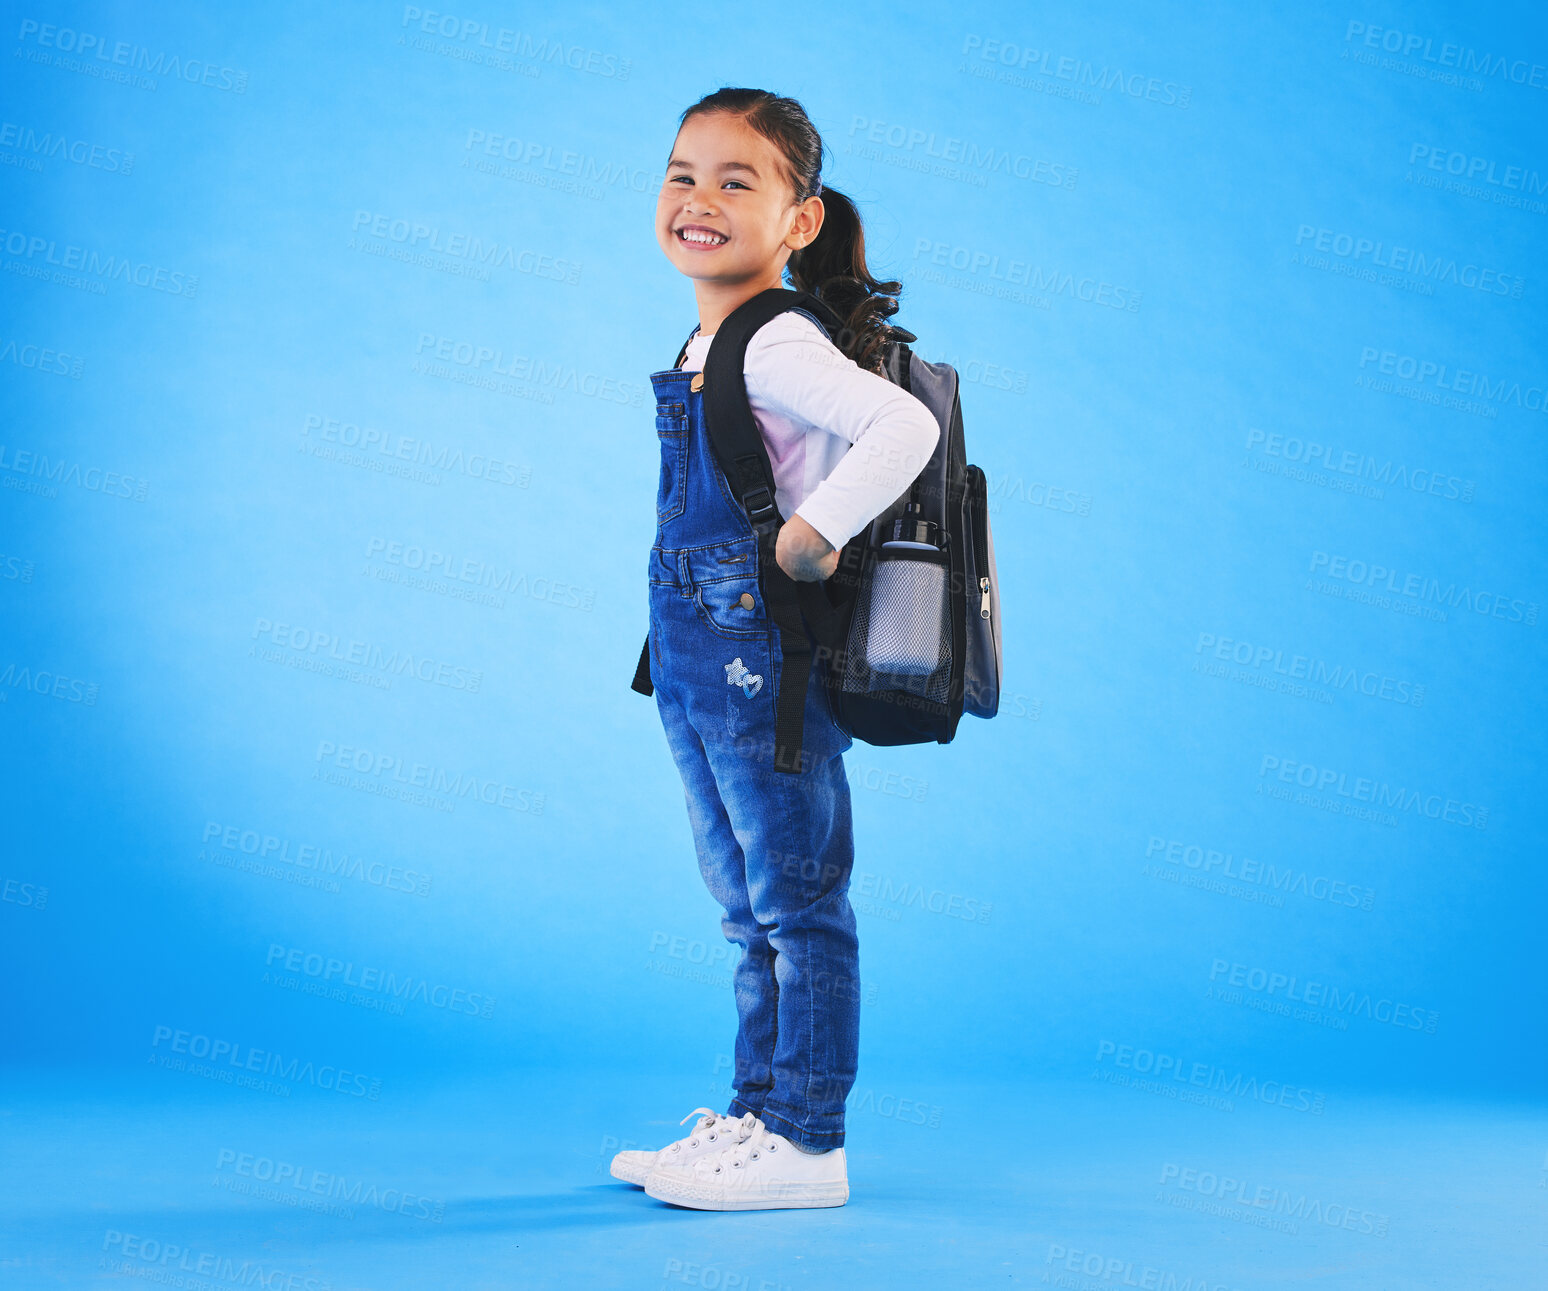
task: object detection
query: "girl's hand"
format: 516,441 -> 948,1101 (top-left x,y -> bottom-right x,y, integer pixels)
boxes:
774,515 -> 838,582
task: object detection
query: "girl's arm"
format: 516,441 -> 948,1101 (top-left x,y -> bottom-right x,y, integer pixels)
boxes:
745,314 -> 941,567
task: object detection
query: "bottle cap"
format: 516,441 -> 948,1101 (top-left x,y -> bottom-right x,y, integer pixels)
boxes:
886,514 -> 942,548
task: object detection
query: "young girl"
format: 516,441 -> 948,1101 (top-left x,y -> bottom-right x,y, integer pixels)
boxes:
611,87 -> 939,1211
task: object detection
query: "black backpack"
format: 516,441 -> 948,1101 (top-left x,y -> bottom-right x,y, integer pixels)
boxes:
632,287 -> 1001,773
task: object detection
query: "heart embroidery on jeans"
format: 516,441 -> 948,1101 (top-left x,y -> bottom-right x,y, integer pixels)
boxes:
724,657 -> 763,698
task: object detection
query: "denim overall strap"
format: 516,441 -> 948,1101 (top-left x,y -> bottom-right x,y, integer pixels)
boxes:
646,366 -> 758,556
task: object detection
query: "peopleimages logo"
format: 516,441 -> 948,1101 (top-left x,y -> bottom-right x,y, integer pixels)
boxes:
1156,1163 -> 1390,1238
349,211 -> 580,284
1144,838 -> 1374,910
149,1025 -> 382,1099
1194,631 -> 1425,707
1258,754 -> 1488,830
1246,428 -> 1475,502
200,821 -> 432,897
0,445 -> 150,501
1356,347 -> 1547,414
0,121 -> 134,174
252,617 -> 485,692
214,1147 -> 445,1222
910,238 -> 1141,310
460,129 -> 658,195
1044,1243 -> 1240,1291
846,115 -> 1078,189
0,661 -> 99,706
1308,550 -> 1537,625
0,336 -> 85,379
0,551 -> 36,582
959,35 -> 1193,108
0,225 -> 199,296
1093,1039 -> 1327,1114
398,7 -> 632,79
263,944 -> 494,1019
1293,224 -> 1524,297
1343,21 -> 1548,91
15,19 -> 250,92
312,740 -> 545,814
851,870 -> 992,923
1408,145 -> 1547,195
1208,960 -> 1439,1033
100,1231 -> 325,1290
413,332 -> 646,405
303,412 -> 531,485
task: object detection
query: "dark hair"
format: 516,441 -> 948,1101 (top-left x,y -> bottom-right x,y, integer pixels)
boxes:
677,87 -> 904,375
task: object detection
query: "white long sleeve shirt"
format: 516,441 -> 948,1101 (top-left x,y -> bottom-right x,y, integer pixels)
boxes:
678,311 -> 941,551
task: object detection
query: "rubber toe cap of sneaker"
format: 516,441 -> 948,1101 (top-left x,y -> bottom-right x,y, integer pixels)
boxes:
610,1150 -> 657,1186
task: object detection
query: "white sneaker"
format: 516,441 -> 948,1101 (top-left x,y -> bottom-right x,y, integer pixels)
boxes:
644,1116 -> 848,1210
609,1107 -> 757,1186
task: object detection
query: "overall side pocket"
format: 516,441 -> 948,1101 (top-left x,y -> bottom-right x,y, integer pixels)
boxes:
656,412 -> 688,523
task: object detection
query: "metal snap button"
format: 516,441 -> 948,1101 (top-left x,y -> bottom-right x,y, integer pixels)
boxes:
739,593 -> 755,610
690,372 -> 704,392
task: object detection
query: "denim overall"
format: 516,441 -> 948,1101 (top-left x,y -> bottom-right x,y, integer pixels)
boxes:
647,357 -> 859,1150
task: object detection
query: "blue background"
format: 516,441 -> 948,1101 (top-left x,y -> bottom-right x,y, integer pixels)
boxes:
2,1 -> 1544,1288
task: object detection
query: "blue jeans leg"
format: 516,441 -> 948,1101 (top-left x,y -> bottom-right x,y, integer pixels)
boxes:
651,576 -> 859,1148
700,647 -> 859,1150
654,688 -> 777,1121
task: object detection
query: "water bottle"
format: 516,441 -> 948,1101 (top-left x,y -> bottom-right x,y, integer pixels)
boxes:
864,508 -> 948,678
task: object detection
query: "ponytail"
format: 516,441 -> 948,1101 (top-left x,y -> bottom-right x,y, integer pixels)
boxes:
786,183 -> 902,376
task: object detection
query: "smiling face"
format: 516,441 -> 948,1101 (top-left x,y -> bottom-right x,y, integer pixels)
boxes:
656,111 -> 822,294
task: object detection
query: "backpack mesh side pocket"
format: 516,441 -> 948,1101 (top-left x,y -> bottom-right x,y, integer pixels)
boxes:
840,550 -> 953,704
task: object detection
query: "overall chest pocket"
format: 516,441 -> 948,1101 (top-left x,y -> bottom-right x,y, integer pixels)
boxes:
655,409 -> 688,523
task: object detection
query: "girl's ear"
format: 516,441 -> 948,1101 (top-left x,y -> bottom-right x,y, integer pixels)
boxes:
789,197 -> 825,251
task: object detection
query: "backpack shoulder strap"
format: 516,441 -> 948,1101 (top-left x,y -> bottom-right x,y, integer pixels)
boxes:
884,337 -> 914,393
699,287 -> 846,774
701,287 -> 827,528
700,287 -> 847,640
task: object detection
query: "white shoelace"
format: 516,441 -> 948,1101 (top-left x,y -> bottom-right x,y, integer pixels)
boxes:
664,1107 -> 756,1156
706,1116 -> 781,1173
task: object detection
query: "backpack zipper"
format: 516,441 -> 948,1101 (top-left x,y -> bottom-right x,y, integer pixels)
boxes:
967,465 -> 991,619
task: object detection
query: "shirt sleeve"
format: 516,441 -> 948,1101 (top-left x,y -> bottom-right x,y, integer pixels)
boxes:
743,313 -> 941,551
